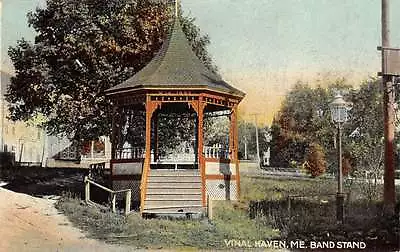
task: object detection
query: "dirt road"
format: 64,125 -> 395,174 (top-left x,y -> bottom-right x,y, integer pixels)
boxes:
0,187 -> 135,252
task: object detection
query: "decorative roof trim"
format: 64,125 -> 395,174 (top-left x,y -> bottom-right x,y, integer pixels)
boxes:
106,86 -> 244,100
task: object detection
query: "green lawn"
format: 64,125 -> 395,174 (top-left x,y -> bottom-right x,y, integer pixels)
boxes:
239,176 -> 399,249
56,192 -> 279,249
56,176 -> 399,249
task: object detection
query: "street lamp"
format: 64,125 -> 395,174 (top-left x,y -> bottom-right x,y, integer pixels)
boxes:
329,94 -> 352,223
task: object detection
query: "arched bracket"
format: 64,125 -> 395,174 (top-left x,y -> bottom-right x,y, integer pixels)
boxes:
189,99 -> 206,115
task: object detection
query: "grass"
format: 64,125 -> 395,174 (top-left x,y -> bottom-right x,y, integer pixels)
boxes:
240,176 -> 338,202
55,193 -> 279,249
4,165 -> 398,248
55,176 -> 399,250
240,176 -> 400,249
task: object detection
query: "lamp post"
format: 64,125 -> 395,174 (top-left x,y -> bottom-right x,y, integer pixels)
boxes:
329,94 -> 352,223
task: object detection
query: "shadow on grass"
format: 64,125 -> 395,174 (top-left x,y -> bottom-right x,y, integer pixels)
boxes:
0,166 -> 110,204
1,167 -> 86,197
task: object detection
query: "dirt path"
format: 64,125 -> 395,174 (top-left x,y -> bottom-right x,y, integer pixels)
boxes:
0,187 -> 135,252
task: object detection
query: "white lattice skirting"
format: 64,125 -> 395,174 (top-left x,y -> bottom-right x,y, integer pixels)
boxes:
206,180 -> 238,200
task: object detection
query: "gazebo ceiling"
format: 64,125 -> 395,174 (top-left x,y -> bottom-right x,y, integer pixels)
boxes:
105,19 -> 245,99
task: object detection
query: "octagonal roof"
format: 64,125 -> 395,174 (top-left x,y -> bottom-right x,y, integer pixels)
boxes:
106,19 -> 245,98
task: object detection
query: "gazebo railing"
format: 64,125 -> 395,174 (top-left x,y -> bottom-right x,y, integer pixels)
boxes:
115,147 -> 144,159
114,145 -> 230,160
158,152 -> 195,162
203,145 -> 229,159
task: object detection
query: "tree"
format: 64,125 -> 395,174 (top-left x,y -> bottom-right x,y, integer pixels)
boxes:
238,120 -> 256,159
346,78 -> 384,171
204,115 -> 229,147
6,0 -> 216,142
270,80 -> 352,168
271,77 -> 393,180
270,122 -> 309,167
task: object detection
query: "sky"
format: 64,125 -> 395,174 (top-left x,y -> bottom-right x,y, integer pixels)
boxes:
2,0 -> 400,124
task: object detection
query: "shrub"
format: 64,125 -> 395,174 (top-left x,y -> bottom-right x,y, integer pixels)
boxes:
342,151 -> 354,176
304,142 -> 326,177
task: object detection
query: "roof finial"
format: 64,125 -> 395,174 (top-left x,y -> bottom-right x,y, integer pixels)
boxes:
175,0 -> 179,18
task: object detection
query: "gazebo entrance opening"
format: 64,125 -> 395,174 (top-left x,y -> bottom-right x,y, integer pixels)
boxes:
151,103 -> 198,170
113,102 -> 232,170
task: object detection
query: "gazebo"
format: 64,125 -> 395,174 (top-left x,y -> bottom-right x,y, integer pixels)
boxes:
105,14 -> 245,215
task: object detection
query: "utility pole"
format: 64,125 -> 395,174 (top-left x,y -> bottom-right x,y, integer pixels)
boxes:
381,0 -> 396,214
0,1 -> 3,153
243,135 -> 248,160
250,114 -> 261,168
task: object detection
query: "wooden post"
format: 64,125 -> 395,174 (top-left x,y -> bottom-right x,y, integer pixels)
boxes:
191,98 -> 206,206
287,196 -> 291,218
111,106 -> 117,160
382,0 -> 396,215
154,111 -> 159,162
84,176 -> 90,203
125,190 -> 131,215
19,142 -> 24,163
90,140 -> 94,159
117,107 -> 124,159
207,194 -> 213,220
231,105 -> 240,198
112,193 -> 116,213
229,110 -> 234,160
140,98 -> 160,214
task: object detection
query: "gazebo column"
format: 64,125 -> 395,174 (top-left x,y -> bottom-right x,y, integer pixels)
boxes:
110,105 -> 118,160
153,111 -> 159,162
190,98 -> 207,206
229,104 -> 240,198
114,106 -> 124,159
140,98 -> 160,214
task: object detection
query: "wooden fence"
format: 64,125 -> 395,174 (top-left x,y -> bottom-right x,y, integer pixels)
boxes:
249,193 -> 339,219
84,176 -> 131,215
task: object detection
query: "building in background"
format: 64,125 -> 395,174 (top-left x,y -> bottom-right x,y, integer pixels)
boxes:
1,71 -> 46,165
0,71 -> 112,168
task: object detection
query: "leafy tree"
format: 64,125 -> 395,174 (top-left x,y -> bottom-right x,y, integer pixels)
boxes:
346,78 -> 384,174
270,122 -> 309,167
271,77 -> 394,180
6,0 -> 216,142
238,120 -> 256,159
204,115 -> 229,147
342,151 -> 354,176
270,80 -> 352,168
236,120 -> 272,161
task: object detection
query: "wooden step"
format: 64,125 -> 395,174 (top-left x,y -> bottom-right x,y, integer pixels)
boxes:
144,169 -> 203,214
146,194 -> 201,201
150,169 -> 200,176
143,205 -> 205,214
148,174 -> 200,178
145,200 -> 202,207
148,177 -> 201,183
146,188 -> 201,194
147,181 -> 201,188
144,204 -> 203,211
